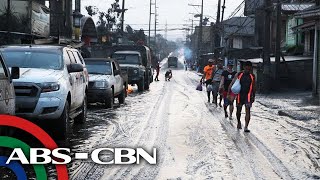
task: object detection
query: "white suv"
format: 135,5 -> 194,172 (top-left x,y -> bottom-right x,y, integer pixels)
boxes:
1,45 -> 89,139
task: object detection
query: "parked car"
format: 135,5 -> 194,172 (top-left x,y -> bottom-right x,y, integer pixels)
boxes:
111,45 -> 153,91
168,56 -> 178,68
0,45 -> 89,139
84,58 -> 128,108
0,52 -> 19,115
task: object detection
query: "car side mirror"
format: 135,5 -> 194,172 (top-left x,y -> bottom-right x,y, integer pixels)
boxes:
67,63 -> 83,73
114,70 -> 120,75
11,67 -> 20,79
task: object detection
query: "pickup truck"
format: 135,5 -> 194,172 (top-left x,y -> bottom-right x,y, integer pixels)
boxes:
84,58 -> 128,108
1,45 -> 89,140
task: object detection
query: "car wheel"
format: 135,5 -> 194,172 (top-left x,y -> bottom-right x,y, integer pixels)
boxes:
118,87 -> 126,104
56,102 -> 70,140
105,89 -> 114,108
74,95 -> 87,124
138,77 -> 145,92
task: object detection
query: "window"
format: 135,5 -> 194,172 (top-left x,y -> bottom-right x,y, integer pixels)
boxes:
73,51 -> 82,64
0,55 -> 8,79
67,50 -> 77,63
112,54 -> 140,64
85,61 -> 112,75
112,62 -> 117,72
76,51 -> 85,64
2,51 -> 62,70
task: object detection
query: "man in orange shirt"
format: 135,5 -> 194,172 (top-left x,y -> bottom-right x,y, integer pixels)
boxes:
200,59 -> 216,102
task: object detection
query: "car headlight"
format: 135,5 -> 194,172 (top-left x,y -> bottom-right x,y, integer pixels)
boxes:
37,82 -> 60,93
133,69 -> 138,74
94,81 -> 108,88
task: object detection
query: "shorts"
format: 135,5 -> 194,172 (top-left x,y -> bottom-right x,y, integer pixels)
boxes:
223,91 -> 236,106
211,81 -> 220,95
236,94 -> 252,108
237,102 -> 252,108
204,79 -> 212,86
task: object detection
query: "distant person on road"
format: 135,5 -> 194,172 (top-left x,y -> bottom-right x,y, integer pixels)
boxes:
220,61 -> 237,119
211,62 -> 224,106
229,61 -> 256,132
165,69 -> 172,81
200,59 -> 216,103
154,62 -> 160,81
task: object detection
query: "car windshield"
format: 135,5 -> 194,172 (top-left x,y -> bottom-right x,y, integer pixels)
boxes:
112,54 -> 140,64
2,51 -> 62,70
85,61 -> 112,75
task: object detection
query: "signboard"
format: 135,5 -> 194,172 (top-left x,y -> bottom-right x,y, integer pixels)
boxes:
286,17 -> 297,46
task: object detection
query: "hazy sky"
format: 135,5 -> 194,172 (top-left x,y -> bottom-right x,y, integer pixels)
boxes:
81,0 -> 242,40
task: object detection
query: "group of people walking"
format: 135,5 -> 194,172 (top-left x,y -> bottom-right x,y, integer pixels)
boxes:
200,59 -> 256,133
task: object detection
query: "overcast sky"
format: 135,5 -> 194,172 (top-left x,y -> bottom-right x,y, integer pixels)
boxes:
81,0 -> 243,41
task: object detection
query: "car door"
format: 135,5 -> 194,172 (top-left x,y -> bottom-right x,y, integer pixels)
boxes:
112,61 -> 121,94
72,50 -> 86,101
68,49 -> 84,108
65,49 -> 78,110
0,54 -> 14,115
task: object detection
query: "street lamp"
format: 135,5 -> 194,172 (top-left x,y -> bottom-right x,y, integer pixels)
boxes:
73,11 -> 83,41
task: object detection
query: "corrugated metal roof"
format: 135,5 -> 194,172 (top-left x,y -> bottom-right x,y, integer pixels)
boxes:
222,17 -> 255,36
239,56 -> 313,64
282,3 -> 315,12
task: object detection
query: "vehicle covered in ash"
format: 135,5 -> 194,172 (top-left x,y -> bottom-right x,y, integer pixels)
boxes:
0,52 -> 19,115
0,45 -> 89,139
111,45 -> 153,91
84,58 -> 128,108
168,56 -> 178,68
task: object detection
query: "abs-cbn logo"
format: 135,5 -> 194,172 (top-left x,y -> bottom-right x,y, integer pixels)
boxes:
0,115 -> 156,180
7,148 -> 157,165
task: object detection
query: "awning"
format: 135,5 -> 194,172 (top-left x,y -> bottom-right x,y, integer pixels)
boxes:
292,21 -> 316,33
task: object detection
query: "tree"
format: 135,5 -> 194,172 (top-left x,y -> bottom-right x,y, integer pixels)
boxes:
85,0 -> 122,44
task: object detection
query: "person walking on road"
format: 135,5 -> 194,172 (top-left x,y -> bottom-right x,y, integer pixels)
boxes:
201,59 -> 216,103
229,61 -> 256,132
211,62 -> 224,106
155,62 -> 160,81
219,61 -> 237,119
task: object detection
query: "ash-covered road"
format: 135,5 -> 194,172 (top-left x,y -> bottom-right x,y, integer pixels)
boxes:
69,56 -> 320,180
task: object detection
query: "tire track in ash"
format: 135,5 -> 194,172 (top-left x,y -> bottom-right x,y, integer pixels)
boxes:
185,71 -> 293,180
78,81 -> 170,179
70,85 -> 166,180
104,79 -> 172,179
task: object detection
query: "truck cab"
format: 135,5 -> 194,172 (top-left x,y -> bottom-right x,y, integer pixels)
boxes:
112,51 -> 147,91
111,45 -> 154,91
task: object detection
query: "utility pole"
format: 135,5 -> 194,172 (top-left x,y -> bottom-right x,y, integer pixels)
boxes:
121,0 -> 125,32
221,0 -> 226,22
214,0 -> 222,58
275,0 -> 281,82
262,0 -> 272,93
148,0 -> 152,46
6,0 -> 11,44
165,21 -> 168,40
199,0 -> 204,57
154,0 -> 158,56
